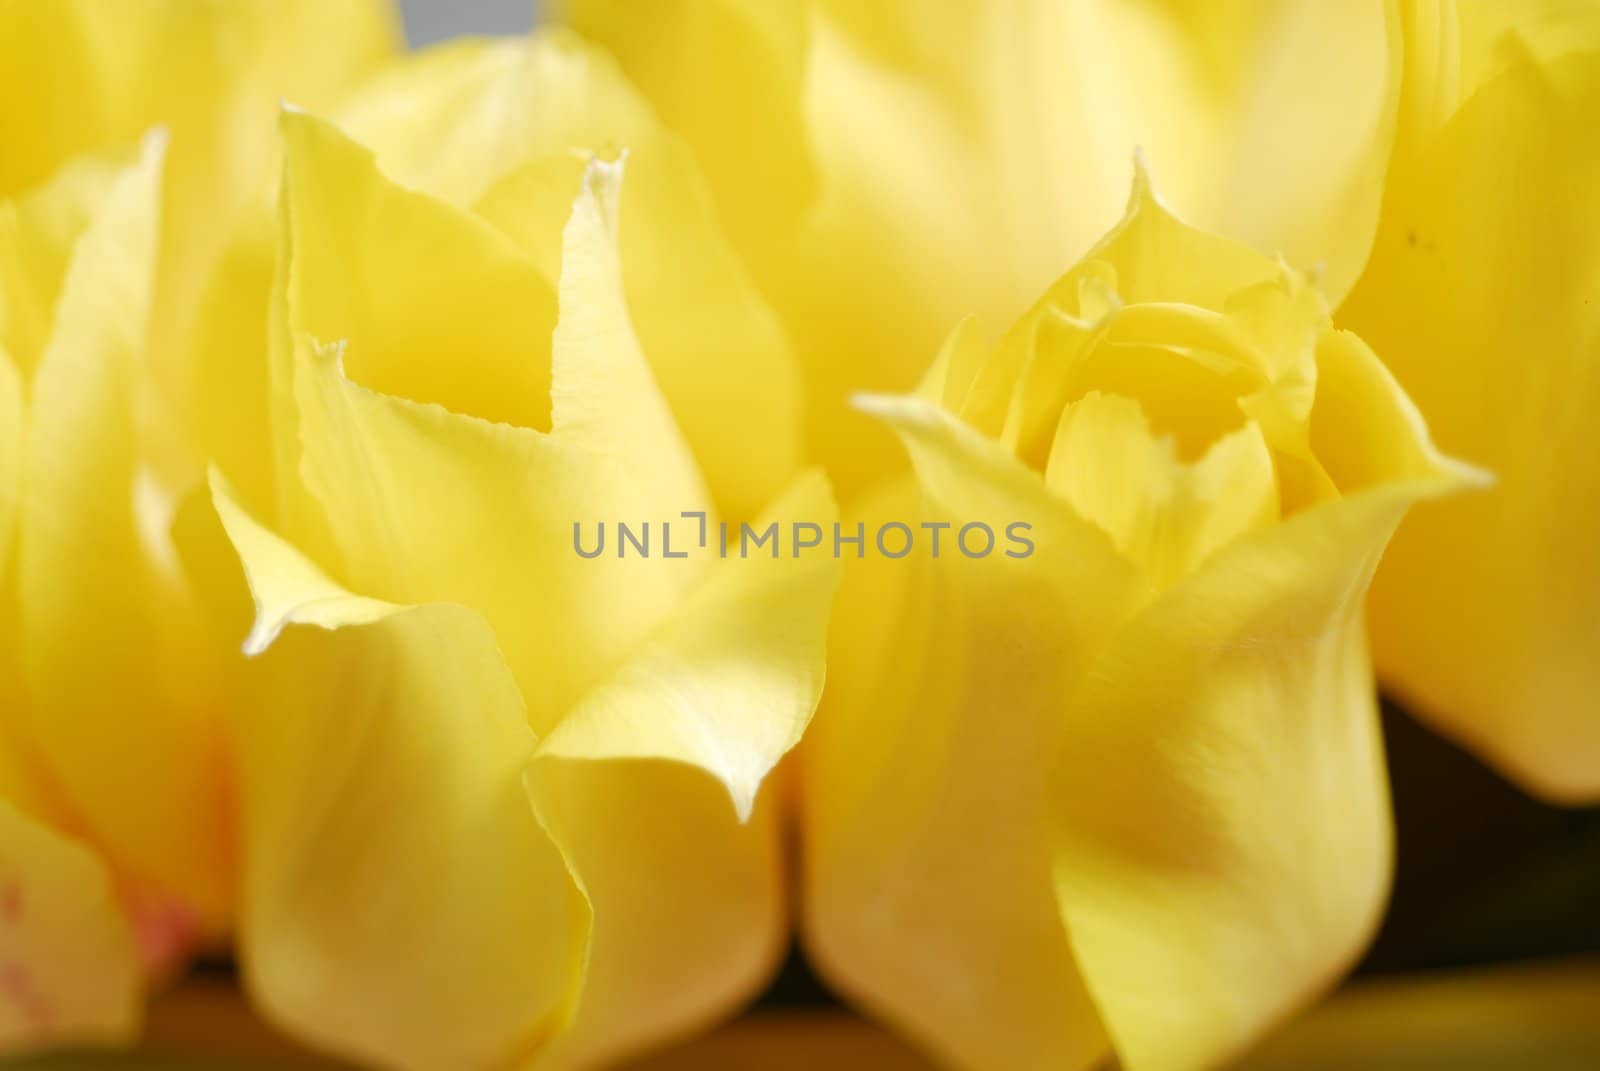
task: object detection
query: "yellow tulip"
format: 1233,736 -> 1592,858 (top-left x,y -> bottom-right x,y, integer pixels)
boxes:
801,169 -> 1482,1071
204,32 -> 838,1071
0,0 -> 393,1055
561,0 -> 1408,496
1345,5 -> 1600,802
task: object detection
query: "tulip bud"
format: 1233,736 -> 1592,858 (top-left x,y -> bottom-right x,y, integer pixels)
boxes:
802,166 -> 1483,1071
210,35 -> 838,1070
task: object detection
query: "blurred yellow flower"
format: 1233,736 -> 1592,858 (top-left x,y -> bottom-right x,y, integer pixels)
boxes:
563,0 -> 1407,496
0,0 -> 393,1054
801,169 -> 1482,1071
1348,3 -> 1600,802
202,33 -> 839,1071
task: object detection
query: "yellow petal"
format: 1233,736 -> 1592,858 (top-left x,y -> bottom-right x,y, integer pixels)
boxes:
12,133 -> 231,925
1309,327 -> 1488,496
528,473 -> 837,1067
550,155 -> 714,524
848,393 -> 1153,615
1081,165 -> 1292,312
805,481 -> 1117,1069
528,769 -> 787,1071
1344,46 -> 1600,802
0,349 -> 18,574
273,124 -> 706,734
943,165 -> 1292,461
336,32 -> 658,209
211,473 -> 587,1071
803,401 -> 1149,1069
329,31 -> 804,520
197,33 -> 651,519
1046,393 -> 1279,590
0,800 -> 139,1055
284,336 -> 683,739
181,206 -> 278,518
914,314 -> 988,413
557,0 -> 816,284
537,468 -> 839,821
1049,481 -> 1437,1071
0,153 -> 124,379
278,108 -> 556,433
1393,1 -> 1600,176
1457,0 -> 1600,103
480,137 -> 805,522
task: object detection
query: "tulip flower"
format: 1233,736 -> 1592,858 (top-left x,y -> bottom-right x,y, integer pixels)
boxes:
801,168 -> 1482,1071
203,31 -> 838,1070
0,0 -> 393,1054
1344,6 -> 1600,802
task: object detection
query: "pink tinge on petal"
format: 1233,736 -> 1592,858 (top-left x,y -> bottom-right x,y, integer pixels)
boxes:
131,897 -> 202,979
0,882 -> 55,1031
0,961 -> 54,1031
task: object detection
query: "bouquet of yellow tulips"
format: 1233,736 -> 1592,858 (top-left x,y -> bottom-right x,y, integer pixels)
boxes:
1,2 -> 1597,1069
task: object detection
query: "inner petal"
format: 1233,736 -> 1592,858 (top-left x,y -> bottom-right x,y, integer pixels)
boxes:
1045,391 -> 1279,588
281,110 -> 555,432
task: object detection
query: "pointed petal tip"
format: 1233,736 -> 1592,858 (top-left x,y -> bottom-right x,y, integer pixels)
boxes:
1435,453 -> 1497,494
138,125 -> 170,160
729,783 -> 757,825
849,391 -> 930,423
205,464 -> 295,660
240,621 -> 283,659
578,149 -> 630,233
1131,145 -> 1152,183
1128,146 -> 1160,210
